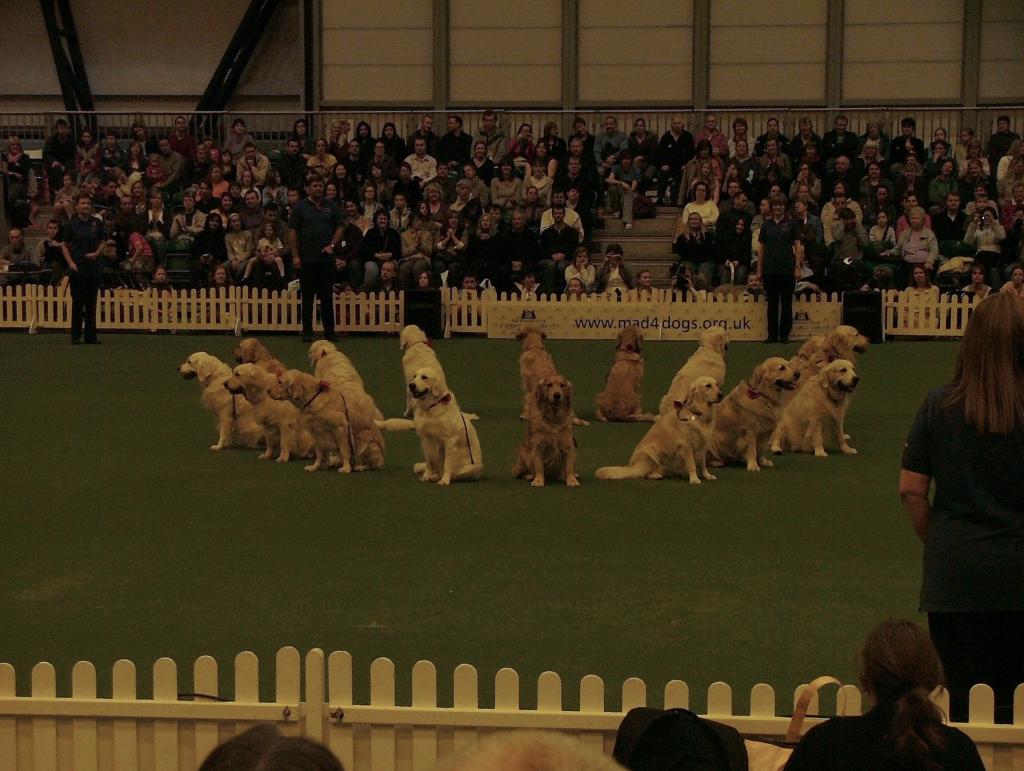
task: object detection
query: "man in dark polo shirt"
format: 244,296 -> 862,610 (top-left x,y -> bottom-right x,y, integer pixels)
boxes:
289,175 -> 343,342
63,194 -> 106,345
756,194 -> 804,343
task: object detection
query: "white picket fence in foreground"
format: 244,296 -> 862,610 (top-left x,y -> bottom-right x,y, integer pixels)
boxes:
0,284 -> 977,338
1,649 -> 1022,771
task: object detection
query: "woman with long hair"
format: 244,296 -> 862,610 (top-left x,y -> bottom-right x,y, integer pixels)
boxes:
900,291 -> 1024,724
786,619 -> 985,769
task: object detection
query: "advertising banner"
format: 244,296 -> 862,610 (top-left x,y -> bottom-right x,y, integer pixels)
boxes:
485,299 -> 842,341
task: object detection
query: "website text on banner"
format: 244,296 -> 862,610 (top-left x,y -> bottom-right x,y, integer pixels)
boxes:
485,300 -> 843,341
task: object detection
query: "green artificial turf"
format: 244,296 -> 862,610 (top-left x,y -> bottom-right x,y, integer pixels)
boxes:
0,331 -> 958,713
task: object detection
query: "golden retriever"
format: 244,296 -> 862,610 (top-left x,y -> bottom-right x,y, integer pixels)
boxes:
595,327 -> 654,422
224,364 -> 316,462
788,347 -> 832,387
596,376 -> 723,484
771,359 -> 860,457
793,325 -> 869,366
516,326 -> 587,426
512,376 -> 580,487
307,340 -> 384,420
659,327 -> 728,414
179,352 -> 263,451
271,369 -> 385,473
407,366 -> 483,484
711,357 -> 799,471
400,324 -> 442,417
233,338 -> 285,376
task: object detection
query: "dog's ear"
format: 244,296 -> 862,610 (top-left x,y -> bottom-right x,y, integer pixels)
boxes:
515,327 -> 527,341
673,399 -> 685,411
429,371 -> 446,398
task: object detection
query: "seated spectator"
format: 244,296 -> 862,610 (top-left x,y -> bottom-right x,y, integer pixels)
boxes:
564,245 -> 595,293
207,263 -> 232,291
830,207 -> 869,290
460,162 -> 490,205
822,114 -> 859,163
365,139 -> 398,182
100,130 -> 126,171
755,136 -> 792,193
821,183 -> 863,246
422,183 -> 448,227
398,201 -> 435,288
593,243 -> 630,294
631,269 -> 657,301
888,117 -> 926,175
687,158 -> 721,205
728,139 -> 757,188
261,169 -> 287,209
4,136 -> 33,228
490,158 -> 522,214
469,140 -> 496,186
785,620 -> 985,771
389,192 -> 412,233
985,115 -> 1019,170
33,219 -> 69,282
964,183 -> 998,222
289,116 -> 315,156
352,121 -> 374,161
427,162 -> 456,204
827,154 -> 860,194
607,152 -> 640,230
155,138 -> 186,192
359,183 -> 384,223
1000,167 -> 1024,215
507,123 -> 536,177
964,207 -> 1007,287
436,114 -> 472,171
961,264 -> 992,300
307,138 -> 338,180
959,137 -> 991,181
928,160 -> 958,210
449,179 -> 482,225
499,208 -> 540,275
198,723 -> 344,771
276,137 -> 308,190
242,220 -> 286,289
754,116 -> 789,157
223,118 -> 254,159
433,211 -> 468,278
924,139 -> 954,180
1001,263 -> 1024,296
593,115 -> 628,180
959,161 -> 992,203
514,269 -> 541,300
655,116 -> 695,205
787,116 -> 821,165
673,211 -> 716,288
996,140 -> 1023,189
358,209 -> 401,288
236,142 -> 271,186
239,190 -> 265,234
564,276 -> 587,300
893,206 -> 939,278
792,199 -> 824,245
867,210 -> 897,260
628,117 -> 657,188
681,140 -> 719,203
144,191 -> 171,262
538,204 -> 579,295
191,212 -> 227,283
465,212 -> 503,285
790,162 -> 822,205
895,161 -> 927,206
0,227 -> 39,280
123,138 -> 148,179
43,118 -> 75,201
681,181 -> 720,232
864,185 -> 897,230
931,191 -> 967,249
694,112 -> 728,162
363,257 -> 400,295
524,159 -> 553,207
539,120 -> 567,165
475,108 -> 507,164
224,212 -> 255,280
74,129 -> 100,182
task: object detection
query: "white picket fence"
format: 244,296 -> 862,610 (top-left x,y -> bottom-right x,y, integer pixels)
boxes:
0,284 -> 976,339
1,649 -> 1022,771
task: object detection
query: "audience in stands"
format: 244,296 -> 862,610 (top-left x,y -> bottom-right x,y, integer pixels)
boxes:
6,112 -> 1022,297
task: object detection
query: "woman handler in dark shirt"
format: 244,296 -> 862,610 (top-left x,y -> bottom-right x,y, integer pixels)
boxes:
900,291 -> 1024,724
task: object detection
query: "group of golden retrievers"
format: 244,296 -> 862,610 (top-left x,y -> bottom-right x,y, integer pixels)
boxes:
178,322 -> 868,486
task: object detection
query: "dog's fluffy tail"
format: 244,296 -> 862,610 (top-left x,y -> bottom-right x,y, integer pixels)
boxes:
595,464 -> 648,480
463,412 -> 480,421
375,418 -> 416,432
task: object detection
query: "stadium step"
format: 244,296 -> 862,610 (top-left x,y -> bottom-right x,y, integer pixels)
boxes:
590,235 -> 675,258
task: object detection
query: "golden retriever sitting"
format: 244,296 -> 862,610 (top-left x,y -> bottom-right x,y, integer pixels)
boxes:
512,376 -> 580,487
179,352 -> 263,451
233,338 -> 285,376
224,364 -> 316,462
596,376 -> 723,484
407,366 -> 483,485
271,369 -> 385,473
659,327 -> 728,414
788,347 -> 832,387
793,325 -> 869,366
595,327 -> 654,422
517,326 -> 557,407
308,340 -> 384,420
400,325 -> 441,417
711,357 -> 799,471
771,359 -> 860,457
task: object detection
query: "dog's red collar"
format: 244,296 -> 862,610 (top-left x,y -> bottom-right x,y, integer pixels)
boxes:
427,393 -> 452,409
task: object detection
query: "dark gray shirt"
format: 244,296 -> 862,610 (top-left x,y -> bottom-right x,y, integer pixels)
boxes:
288,197 -> 341,264
902,386 -> 1024,611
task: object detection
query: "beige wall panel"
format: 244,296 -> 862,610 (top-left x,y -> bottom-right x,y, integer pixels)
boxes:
451,0 -> 560,27
451,66 -> 562,103
450,29 -> 561,65
846,0 -> 962,23
711,27 -> 825,64
579,65 -> 692,103
982,0 -> 1024,21
579,0 -> 692,26
322,65 -> 432,104
844,23 -> 963,61
711,0 -> 825,26
980,22 -> 1024,59
0,1 -> 61,95
844,62 -> 962,101
323,0 -> 431,28
979,66 -> 1024,101
323,29 -> 433,66
711,65 -> 824,102
579,29 -> 693,66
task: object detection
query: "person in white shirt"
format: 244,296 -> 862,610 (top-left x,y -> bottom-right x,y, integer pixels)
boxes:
403,138 -> 438,189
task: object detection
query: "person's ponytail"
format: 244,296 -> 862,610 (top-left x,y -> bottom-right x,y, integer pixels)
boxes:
885,685 -> 947,770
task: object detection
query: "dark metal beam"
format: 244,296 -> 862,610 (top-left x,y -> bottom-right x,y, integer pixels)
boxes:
197,0 -> 281,112
39,0 -> 95,115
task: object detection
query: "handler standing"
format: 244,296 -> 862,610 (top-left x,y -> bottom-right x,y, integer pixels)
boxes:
289,175 -> 343,342
756,194 -> 804,343
63,194 -> 105,345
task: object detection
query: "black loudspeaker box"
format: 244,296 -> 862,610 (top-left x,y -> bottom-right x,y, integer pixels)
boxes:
404,289 -> 444,340
841,290 -> 884,343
